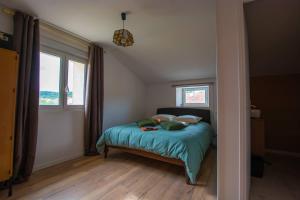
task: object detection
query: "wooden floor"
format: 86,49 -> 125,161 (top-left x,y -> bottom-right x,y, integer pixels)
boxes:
250,153 -> 300,200
0,150 -> 217,200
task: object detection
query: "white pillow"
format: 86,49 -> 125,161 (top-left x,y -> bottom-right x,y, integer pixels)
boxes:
175,115 -> 202,124
152,114 -> 176,122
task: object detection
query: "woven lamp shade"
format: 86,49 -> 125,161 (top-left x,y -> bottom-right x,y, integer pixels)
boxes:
113,29 -> 134,47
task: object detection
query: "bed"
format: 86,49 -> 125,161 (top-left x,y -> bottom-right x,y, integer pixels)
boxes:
96,107 -> 214,184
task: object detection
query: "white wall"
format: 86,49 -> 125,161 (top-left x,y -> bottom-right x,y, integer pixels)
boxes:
216,0 -> 250,199
35,110 -> 84,170
34,51 -> 146,170
0,4 -> 13,34
103,53 -> 146,130
145,79 -> 217,131
145,83 -> 176,117
0,10 -> 147,170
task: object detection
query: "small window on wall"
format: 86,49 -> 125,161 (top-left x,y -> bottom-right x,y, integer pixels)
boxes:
176,85 -> 209,108
39,50 -> 86,109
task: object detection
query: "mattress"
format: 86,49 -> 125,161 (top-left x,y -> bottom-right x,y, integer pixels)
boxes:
96,122 -> 213,184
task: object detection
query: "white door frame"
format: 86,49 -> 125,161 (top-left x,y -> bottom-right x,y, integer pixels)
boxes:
216,0 -> 251,199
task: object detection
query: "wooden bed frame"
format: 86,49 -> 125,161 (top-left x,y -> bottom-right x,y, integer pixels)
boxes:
103,107 -> 211,185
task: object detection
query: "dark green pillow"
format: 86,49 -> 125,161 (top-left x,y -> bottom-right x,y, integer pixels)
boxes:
136,118 -> 158,127
160,121 -> 186,131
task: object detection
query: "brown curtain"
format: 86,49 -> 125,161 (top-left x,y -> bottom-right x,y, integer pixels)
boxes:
13,11 -> 40,182
84,44 -> 104,155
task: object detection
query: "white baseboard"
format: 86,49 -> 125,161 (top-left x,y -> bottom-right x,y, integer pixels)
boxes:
266,149 -> 300,158
33,153 -> 83,172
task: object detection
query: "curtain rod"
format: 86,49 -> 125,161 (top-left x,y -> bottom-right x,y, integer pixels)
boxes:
1,7 -> 106,52
2,7 -> 15,16
171,82 -> 214,88
1,7 -> 38,19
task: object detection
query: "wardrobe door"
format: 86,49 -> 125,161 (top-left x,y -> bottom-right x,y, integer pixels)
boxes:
0,48 -> 18,181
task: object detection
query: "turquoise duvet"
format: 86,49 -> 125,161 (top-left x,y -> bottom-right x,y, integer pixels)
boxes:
96,122 -> 213,184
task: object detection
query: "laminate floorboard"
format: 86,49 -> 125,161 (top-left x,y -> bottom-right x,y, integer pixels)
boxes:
0,149 -> 217,200
250,153 -> 300,200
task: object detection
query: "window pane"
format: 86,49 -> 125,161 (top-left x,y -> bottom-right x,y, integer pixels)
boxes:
182,86 -> 209,107
185,88 -> 206,104
67,60 -> 85,105
39,52 -> 61,106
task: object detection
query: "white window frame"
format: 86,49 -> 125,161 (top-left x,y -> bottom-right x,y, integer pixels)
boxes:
64,55 -> 87,109
39,46 -> 87,110
39,48 -> 64,110
178,85 -> 210,108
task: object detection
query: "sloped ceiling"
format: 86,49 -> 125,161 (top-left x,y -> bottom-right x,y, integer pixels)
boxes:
1,0 -> 216,83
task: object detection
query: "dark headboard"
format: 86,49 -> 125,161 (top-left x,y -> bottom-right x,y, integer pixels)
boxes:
157,107 -> 211,124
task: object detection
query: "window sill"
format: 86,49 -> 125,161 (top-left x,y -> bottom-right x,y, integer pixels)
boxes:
39,106 -> 84,112
177,105 -> 210,110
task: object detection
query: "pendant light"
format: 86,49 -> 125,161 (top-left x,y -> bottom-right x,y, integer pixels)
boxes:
113,12 -> 134,47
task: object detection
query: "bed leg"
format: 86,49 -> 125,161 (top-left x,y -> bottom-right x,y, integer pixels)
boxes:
185,177 -> 191,185
104,145 -> 109,158
184,166 -> 192,185
185,175 -> 192,185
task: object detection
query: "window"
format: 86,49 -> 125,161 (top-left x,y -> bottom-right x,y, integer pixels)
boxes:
39,50 -> 86,109
39,52 -> 61,106
176,85 -> 209,108
66,60 -> 85,105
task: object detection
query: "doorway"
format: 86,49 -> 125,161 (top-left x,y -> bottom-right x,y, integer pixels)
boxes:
245,0 -> 300,199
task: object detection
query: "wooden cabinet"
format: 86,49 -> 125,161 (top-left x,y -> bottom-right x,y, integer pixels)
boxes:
251,118 -> 265,157
0,48 -> 18,186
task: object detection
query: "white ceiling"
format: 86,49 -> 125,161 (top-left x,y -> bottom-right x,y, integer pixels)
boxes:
1,0 -> 216,83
